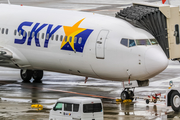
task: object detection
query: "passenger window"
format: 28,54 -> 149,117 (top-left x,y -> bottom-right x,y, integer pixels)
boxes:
14,30 -> 17,36
60,35 -> 63,41
74,37 -> 77,43
175,24 -> 180,44
32,32 -> 35,37
28,31 -> 30,37
69,36 -> 72,43
150,39 -> 158,45
120,38 -> 128,47
54,103 -> 63,110
42,33 -> 44,39
51,34 -> 54,40
2,28 -> 4,34
37,33 -> 40,39
129,39 -> 136,47
6,29 -> 8,34
136,39 -> 151,45
46,34 -> 49,39
23,31 -> 26,37
78,37 -> 82,44
56,35 -> 59,41
64,103 -> 72,111
18,30 -> 21,36
73,104 -> 79,112
65,36 -> 68,42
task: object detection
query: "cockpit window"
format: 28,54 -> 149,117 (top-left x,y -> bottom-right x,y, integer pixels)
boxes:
129,39 -> 136,47
120,38 -> 128,47
150,39 -> 158,45
136,39 -> 151,45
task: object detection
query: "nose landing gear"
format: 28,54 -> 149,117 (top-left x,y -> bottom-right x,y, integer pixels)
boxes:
121,88 -> 135,101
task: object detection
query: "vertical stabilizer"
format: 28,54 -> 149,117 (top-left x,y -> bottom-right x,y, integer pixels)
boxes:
7,0 -> 10,4
162,0 -> 170,5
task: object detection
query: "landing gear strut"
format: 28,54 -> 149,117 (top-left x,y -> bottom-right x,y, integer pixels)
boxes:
121,88 -> 135,101
20,69 -> 43,83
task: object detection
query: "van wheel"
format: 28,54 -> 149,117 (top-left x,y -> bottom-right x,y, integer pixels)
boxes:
170,91 -> 180,112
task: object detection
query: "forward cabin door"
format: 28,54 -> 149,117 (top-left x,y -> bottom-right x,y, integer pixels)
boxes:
96,30 -> 109,59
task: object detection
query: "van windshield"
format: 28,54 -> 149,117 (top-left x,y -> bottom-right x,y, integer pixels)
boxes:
83,103 -> 102,113
54,102 -> 63,110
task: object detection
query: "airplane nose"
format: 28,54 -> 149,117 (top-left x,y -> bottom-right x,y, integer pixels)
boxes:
145,48 -> 169,76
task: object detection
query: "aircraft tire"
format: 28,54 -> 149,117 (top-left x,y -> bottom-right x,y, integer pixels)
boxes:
170,91 -> 180,112
33,70 -> 43,81
146,99 -> 149,104
20,69 -> 33,82
129,91 -> 134,101
121,91 -> 129,101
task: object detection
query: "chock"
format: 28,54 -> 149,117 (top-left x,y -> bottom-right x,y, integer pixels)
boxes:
123,99 -> 132,103
31,104 -> 43,111
116,99 -> 122,102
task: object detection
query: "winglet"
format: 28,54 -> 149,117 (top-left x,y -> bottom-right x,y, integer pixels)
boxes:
7,0 -> 11,4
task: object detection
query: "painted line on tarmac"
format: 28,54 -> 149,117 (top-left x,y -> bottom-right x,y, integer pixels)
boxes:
23,85 -> 116,100
44,88 -> 116,100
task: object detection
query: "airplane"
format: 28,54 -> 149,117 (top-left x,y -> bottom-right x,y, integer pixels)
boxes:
0,1 -> 169,101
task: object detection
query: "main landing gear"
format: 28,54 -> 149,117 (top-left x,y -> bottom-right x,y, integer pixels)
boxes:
121,88 -> 135,101
20,69 -> 43,83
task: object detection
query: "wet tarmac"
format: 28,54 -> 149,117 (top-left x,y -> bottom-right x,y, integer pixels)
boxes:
1,61 -> 180,120
1,0 -> 180,120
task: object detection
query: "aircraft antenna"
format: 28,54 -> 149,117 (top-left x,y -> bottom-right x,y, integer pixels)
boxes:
7,0 -> 11,4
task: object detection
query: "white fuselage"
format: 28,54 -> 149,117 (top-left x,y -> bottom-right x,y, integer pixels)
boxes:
0,4 -> 168,81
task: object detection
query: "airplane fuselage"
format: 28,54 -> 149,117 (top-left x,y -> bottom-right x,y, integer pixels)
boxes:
0,4 -> 168,81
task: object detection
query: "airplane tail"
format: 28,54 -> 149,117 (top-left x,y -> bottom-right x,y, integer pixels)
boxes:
162,0 -> 170,5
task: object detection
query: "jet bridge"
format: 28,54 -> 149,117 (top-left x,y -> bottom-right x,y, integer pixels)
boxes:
116,2 -> 180,60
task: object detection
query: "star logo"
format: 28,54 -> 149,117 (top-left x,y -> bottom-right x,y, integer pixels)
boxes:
60,18 -> 93,53
61,18 -> 86,51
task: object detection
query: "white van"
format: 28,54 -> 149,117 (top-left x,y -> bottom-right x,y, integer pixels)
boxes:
49,97 -> 103,120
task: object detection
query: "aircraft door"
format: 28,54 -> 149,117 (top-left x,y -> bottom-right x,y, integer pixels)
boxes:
96,30 -> 109,59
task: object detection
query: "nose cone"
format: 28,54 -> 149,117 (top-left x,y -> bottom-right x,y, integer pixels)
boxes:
145,48 -> 168,76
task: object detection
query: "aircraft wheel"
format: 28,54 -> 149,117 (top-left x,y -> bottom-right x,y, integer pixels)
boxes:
33,70 -> 43,82
170,91 -> 180,112
129,91 -> 134,101
146,99 -> 149,104
121,91 -> 129,101
20,69 -> 33,82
